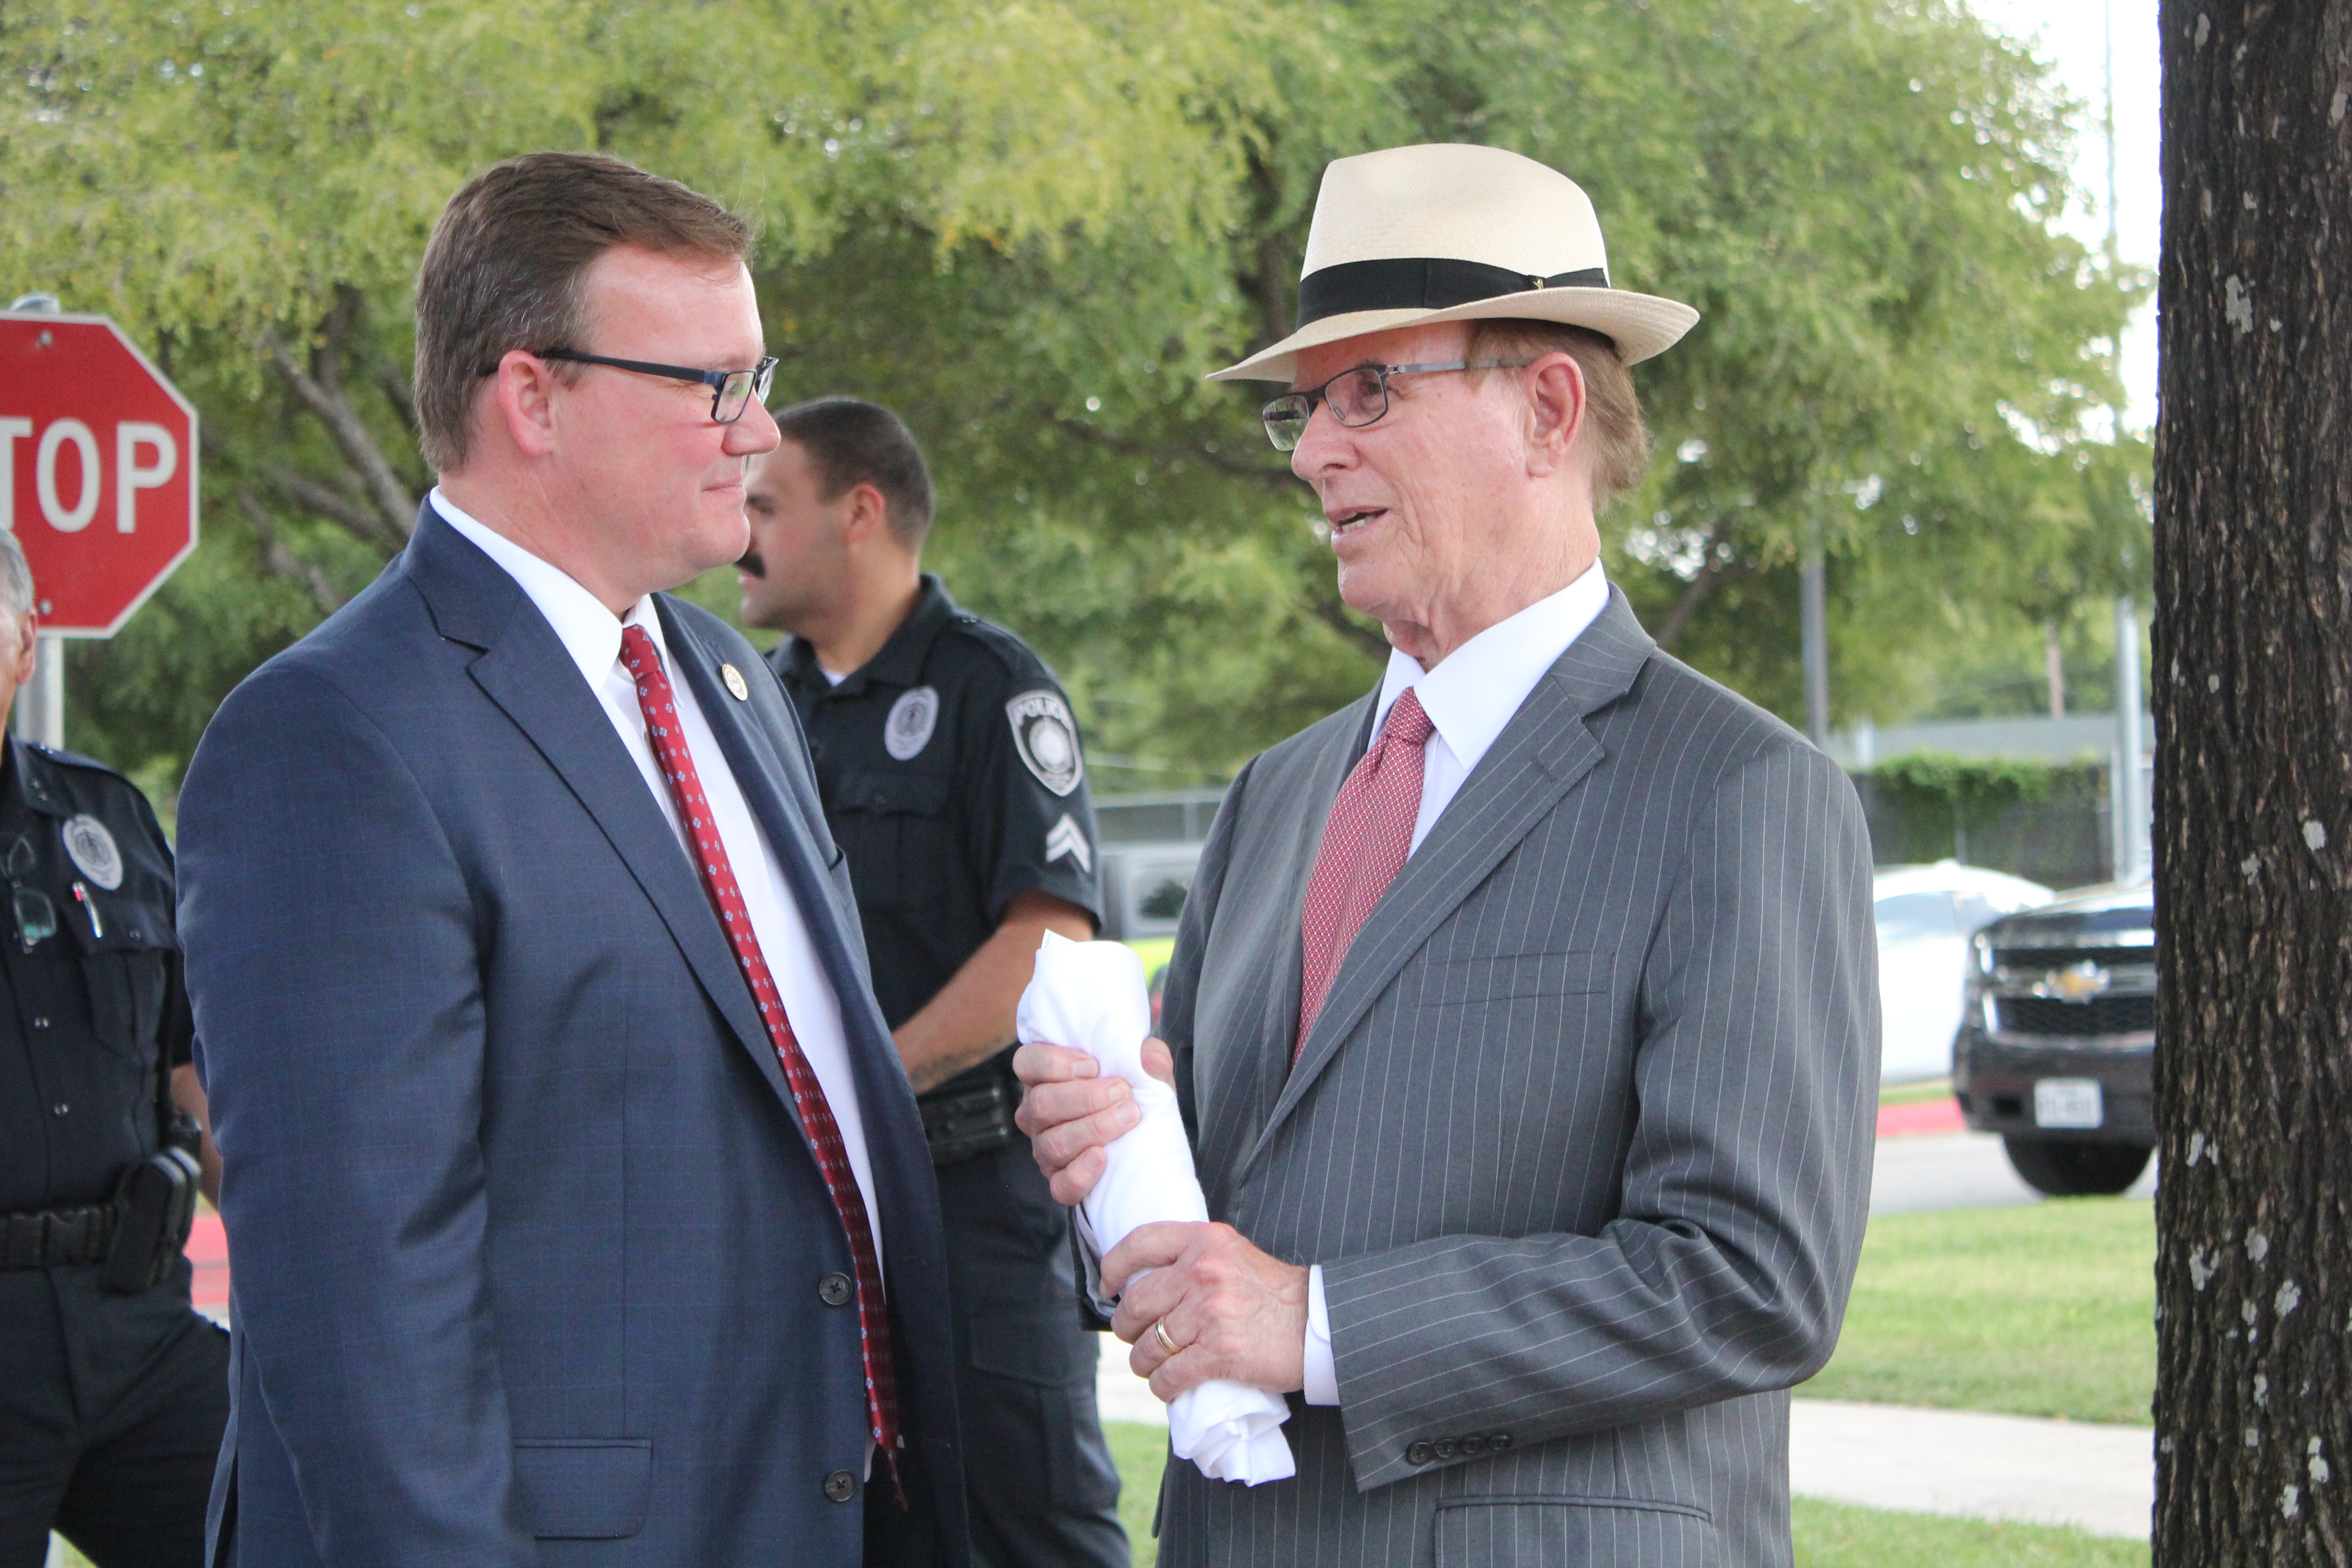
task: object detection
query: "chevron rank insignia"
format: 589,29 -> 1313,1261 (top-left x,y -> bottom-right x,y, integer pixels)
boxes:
1044,813 -> 1093,875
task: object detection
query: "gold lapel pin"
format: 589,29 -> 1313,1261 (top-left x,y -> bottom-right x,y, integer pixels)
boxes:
721,663 -> 750,701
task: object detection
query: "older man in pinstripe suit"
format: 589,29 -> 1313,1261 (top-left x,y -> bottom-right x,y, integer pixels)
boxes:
1017,144 -> 1880,1567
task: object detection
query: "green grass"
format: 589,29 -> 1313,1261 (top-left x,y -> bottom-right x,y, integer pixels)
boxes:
1878,1077 -> 1955,1105
1106,1421 -> 1168,1567
1792,1498 -> 2146,1565
1802,1197 -> 2156,1424
1102,1428 -> 2137,1566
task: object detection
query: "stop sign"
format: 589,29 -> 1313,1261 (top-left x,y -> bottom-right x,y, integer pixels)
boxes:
0,311 -> 198,636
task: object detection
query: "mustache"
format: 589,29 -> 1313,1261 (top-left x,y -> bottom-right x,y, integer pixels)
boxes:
736,547 -> 766,579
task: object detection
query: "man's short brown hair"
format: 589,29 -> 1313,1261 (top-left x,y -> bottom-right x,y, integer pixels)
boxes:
772,398 -> 936,549
1468,319 -> 1651,509
414,152 -> 755,474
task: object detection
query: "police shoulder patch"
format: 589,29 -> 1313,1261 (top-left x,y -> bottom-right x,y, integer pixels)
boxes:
1005,689 -> 1083,796
885,686 -> 941,761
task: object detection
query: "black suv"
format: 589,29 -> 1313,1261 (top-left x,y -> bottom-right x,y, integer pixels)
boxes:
1954,883 -> 2156,1197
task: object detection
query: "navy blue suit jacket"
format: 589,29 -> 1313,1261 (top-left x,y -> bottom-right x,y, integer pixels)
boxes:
177,508 -> 966,1566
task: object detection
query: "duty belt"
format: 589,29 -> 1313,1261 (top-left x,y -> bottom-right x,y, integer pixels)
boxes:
918,1073 -> 1019,1168
1,1204 -> 118,1269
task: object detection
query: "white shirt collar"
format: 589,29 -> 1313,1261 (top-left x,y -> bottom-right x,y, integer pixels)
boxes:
1371,559 -> 1612,773
429,487 -> 672,685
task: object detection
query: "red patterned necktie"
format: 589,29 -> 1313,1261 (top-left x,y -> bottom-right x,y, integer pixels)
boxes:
1296,686 -> 1436,1057
618,626 -> 903,1504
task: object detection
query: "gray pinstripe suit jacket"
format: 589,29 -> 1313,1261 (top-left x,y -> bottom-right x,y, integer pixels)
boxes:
1153,589 -> 1879,1567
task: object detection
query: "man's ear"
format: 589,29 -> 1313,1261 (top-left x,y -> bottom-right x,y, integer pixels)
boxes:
1523,352 -> 1588,479
486,349 -> 564,459
838,482 -> 895,548
7,611 -> 35,690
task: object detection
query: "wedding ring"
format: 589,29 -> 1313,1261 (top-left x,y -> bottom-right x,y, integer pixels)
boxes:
1154,1318 -> 1181,1356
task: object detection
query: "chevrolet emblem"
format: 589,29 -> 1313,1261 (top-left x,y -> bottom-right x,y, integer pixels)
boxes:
2046,960 -> 2112,1003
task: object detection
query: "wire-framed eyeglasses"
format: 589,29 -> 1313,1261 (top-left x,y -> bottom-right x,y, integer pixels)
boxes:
1259,360 -> 1533,451
2,835 -> 55,951
529,349 -> 779,424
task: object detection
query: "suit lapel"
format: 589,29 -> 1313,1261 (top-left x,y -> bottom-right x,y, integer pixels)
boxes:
1192,707 -> 1366,1203
657,605 -> 926,1174
402,512 -> 794,1116
1234,591 -> 1656,1180
657,604 -> 867,1033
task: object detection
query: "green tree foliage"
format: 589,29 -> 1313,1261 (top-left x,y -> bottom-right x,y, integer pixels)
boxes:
1,0 -> 2145,785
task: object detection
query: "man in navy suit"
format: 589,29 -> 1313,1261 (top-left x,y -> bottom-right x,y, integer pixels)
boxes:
176,152 -> 967,1566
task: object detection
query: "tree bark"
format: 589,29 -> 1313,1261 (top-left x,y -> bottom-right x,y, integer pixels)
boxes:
235,488 -> 347,616
264,286 -> 420,545
2154,5 -> 2352,1563
1651,515 -> 1744,652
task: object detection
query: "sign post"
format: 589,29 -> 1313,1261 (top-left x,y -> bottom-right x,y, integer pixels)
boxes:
0,302 -> 200,750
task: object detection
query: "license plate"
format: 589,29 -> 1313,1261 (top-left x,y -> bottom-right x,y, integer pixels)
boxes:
2034,1078 -> 2103,1129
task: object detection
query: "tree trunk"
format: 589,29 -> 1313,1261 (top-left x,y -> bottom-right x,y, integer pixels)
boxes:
2153,5 -> 2352,1563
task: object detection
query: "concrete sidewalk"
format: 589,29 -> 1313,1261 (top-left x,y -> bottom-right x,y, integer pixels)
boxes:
1791,1398 -> 2151,1539
1096,1341 -> 2154,1540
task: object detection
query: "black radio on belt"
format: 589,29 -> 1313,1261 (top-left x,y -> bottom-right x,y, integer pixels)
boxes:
918,1068 -> 1019,1168
102,1140 -> 201,1295
99,1082 -> 206,1294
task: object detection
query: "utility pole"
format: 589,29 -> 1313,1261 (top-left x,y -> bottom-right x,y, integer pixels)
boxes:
1800,513 -> 1828,747
2112,596 -> 2145,882
2103,0 -> 2144,878
7,290 -> 65,751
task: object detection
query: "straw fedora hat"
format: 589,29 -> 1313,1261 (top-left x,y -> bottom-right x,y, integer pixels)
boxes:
1208,143 -> 1698,383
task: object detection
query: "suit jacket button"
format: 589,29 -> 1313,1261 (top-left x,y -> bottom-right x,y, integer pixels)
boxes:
1460,1435 -> 1487,1456
1433,1437 -> 1460,1460
818,1272 -> 854,1307
1405,1441 -> 1435,1466
823,1469 -> 858,1503
1489,1432 -> 1514,1451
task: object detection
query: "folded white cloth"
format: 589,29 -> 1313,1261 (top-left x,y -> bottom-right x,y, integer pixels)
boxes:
1016,932 -> 1295,1485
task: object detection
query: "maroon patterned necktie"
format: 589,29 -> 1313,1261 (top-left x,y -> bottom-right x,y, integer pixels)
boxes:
1295,686 -> 1436,1057
618,626 -> 903,1503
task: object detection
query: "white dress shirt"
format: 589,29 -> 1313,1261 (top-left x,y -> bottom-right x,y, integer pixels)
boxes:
1301,559 -> 1612,1405
431,491 -> 883,1270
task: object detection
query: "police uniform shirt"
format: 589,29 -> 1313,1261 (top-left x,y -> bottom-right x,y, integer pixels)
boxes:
0,735 -> 189,1218
0,735 -> 226,1567
770,575 -> 1102,1039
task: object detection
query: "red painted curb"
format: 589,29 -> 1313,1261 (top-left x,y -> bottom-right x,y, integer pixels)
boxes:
189,1210 -> 230,1312
1876,1098 -> 1966,1138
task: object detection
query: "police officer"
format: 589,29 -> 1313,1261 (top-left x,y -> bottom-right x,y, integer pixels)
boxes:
740,399 -> 1126,1568
0,529 -> 227,1568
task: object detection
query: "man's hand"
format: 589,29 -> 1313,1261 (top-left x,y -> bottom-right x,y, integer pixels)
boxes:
1106,1222 -> 1308,1401
1011,1034 -> 1173,1205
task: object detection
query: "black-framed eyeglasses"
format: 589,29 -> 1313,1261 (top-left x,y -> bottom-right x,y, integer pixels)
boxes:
2,835 -> 54,951
1259,360 -> 1534,451
529,349 -> 779,424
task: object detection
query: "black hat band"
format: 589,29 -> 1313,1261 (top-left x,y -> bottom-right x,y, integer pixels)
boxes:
1294,257 -> 1610,331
